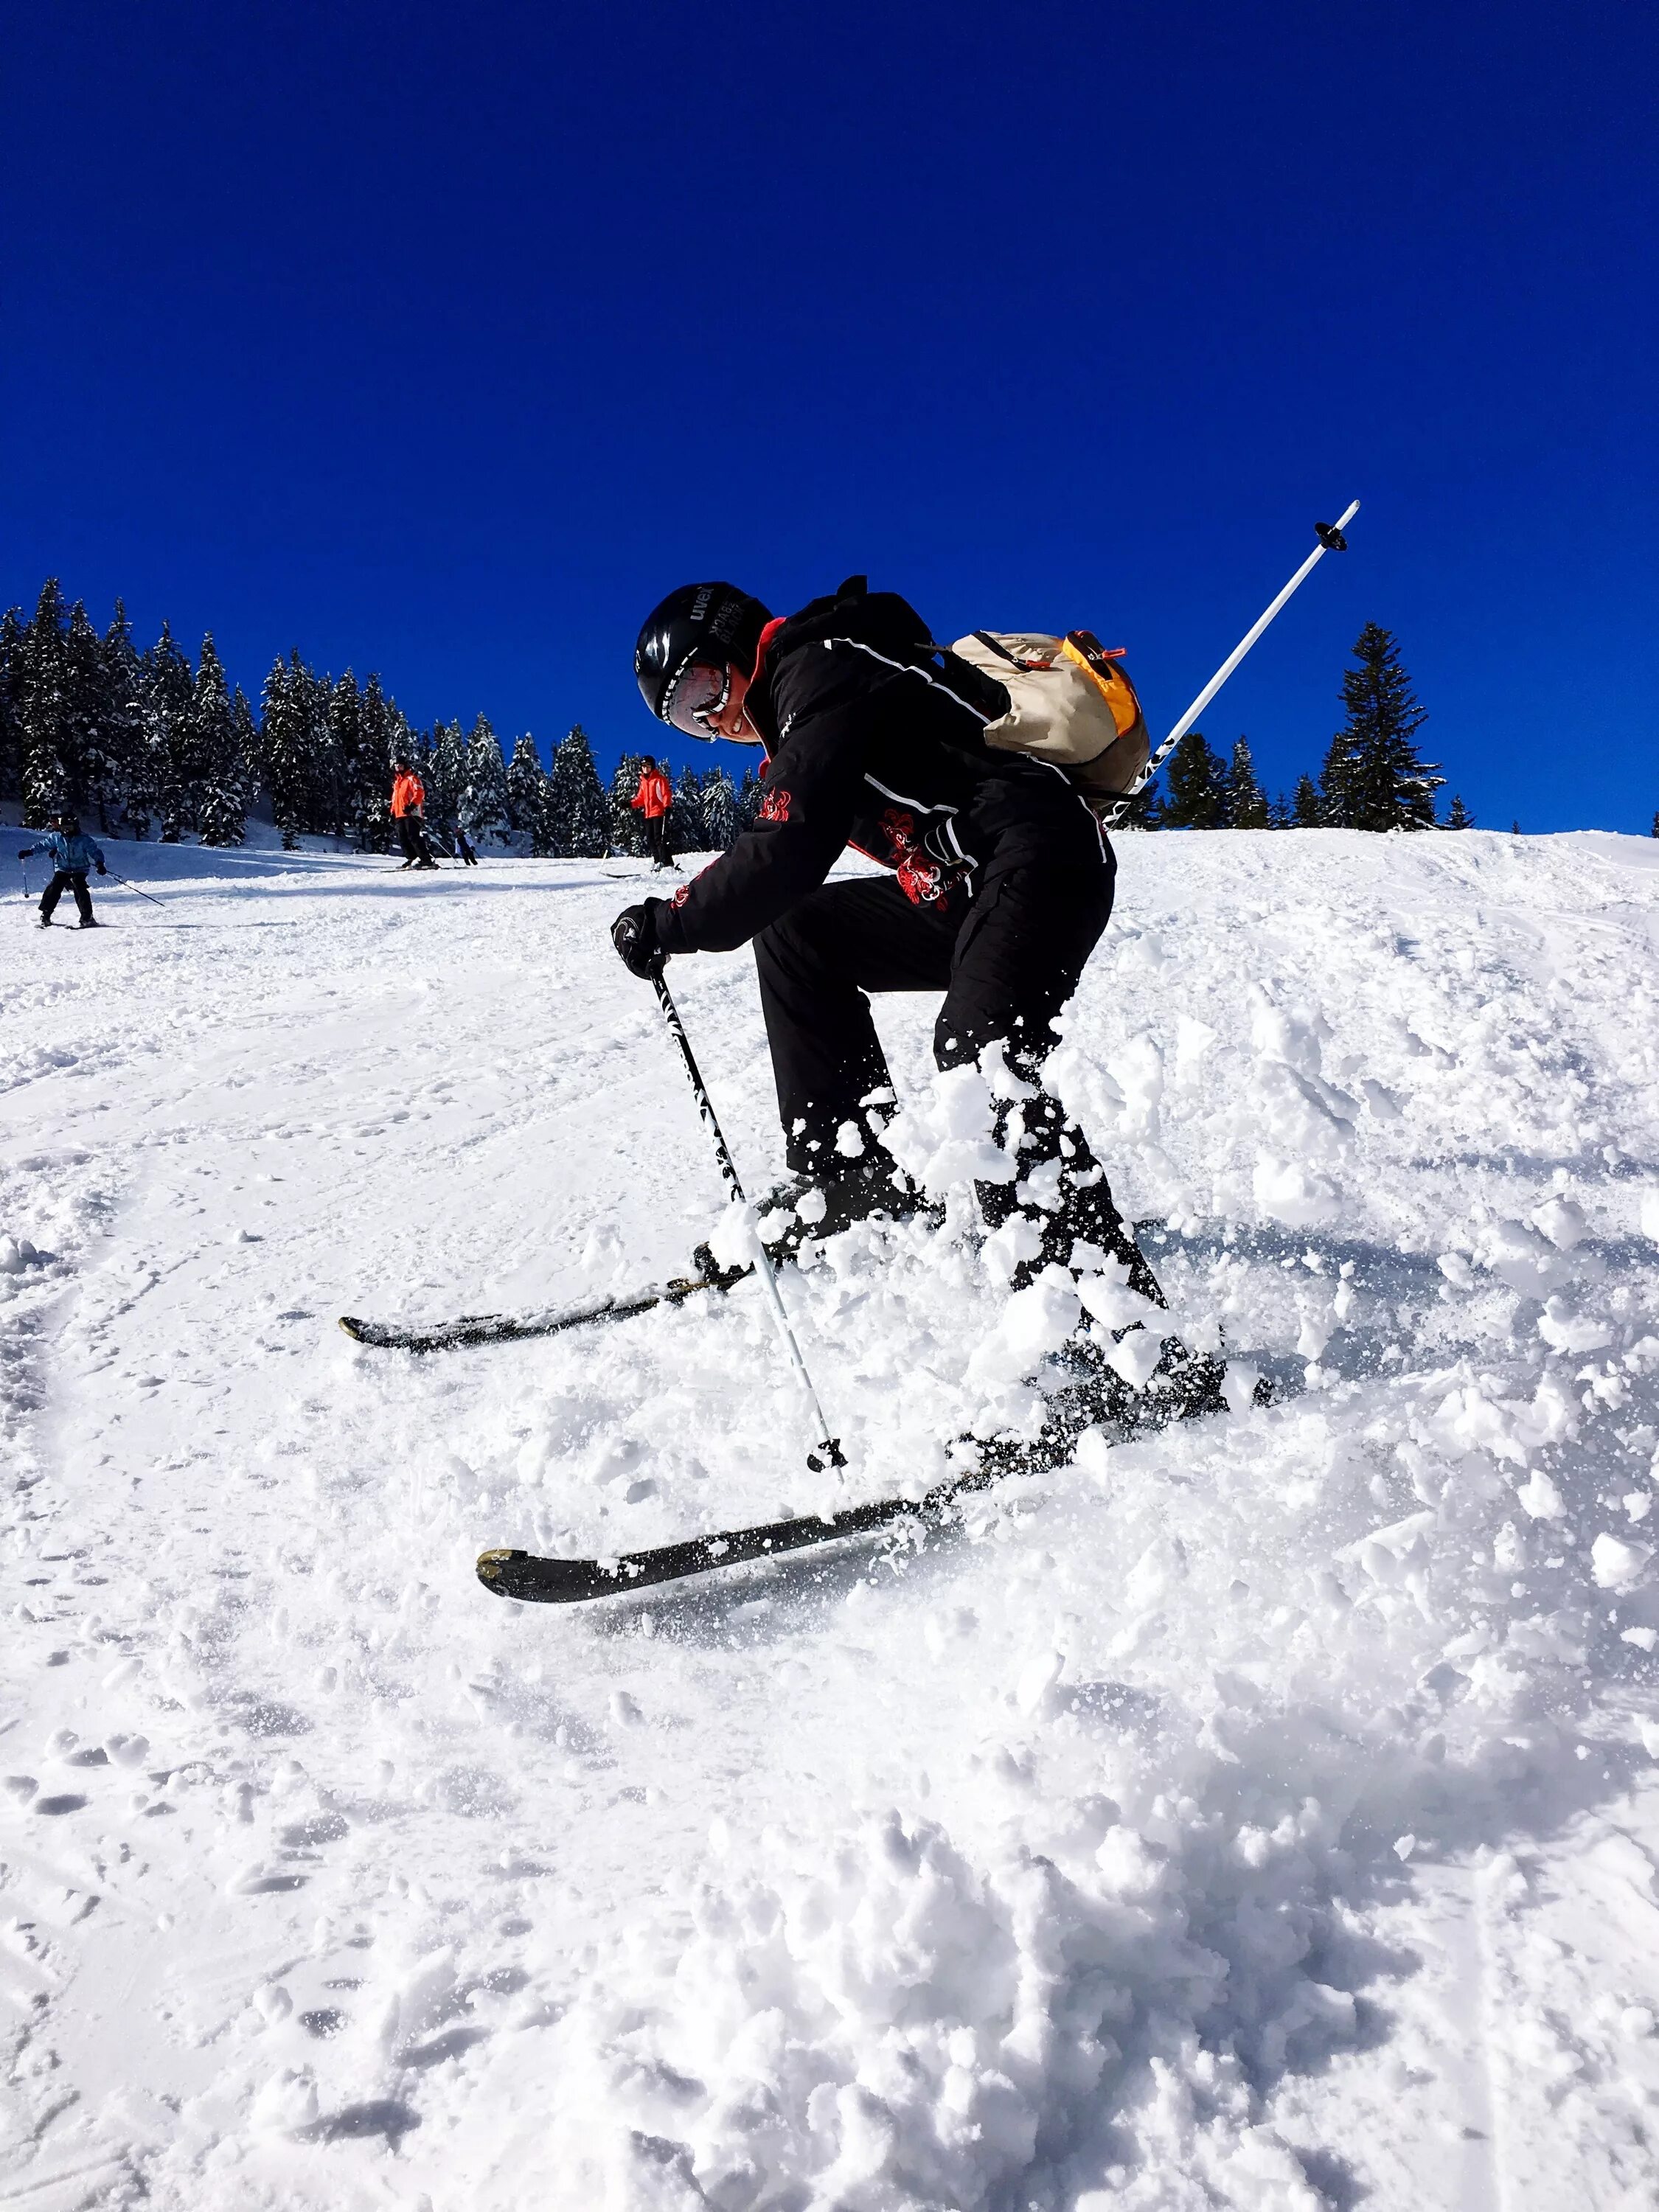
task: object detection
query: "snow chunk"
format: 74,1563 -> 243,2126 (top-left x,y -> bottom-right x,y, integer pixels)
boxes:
981,1211 -> 1044,1285
1077,1256 -> 1158,1335
1104,1328 -> 1163,1389
1517,1470 -> 1566,1520
1531,1196 -> 1587,1251
1473,1214 -> 1572,1293
1013,1647 -> 1064,1717
1537,1297 -> 1613,1355
970,1267 -> 1080,1382
881,1064 -> 1010,1197
1590,1533 -> 1653,1593
1253,1155 -> 1340,1229
1220,1363 -> 1261,1414
709,1200 -> 765,1270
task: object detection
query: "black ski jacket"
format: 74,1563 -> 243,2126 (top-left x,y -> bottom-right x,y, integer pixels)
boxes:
652,578 -> 1110,956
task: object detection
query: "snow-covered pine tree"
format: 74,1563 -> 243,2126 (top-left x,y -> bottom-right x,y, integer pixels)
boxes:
1317,730 -> 1352,825
1325,624 -> 1443,831
700,767 -> 741,849
0,607 -> 23,806
19,579 -> 71,825
737,768 -> 764,831
669,766 -> 707,853
1444,793 -> 1474,830
546,726 -> 611,857
1159,731 -> 1228,828
1267,790 -> 1293,830
356,675 -> 398,849
1226,737 -> 1269,828
1116,773 -> 1162,829
1291,773 -> 1324,827
143,622 -> 197,839
527,764 -> 561,857
293,657 -> 340,837
506,734 -> 548,843
461,714 -> 510,845
259,655 -> 310,849
102,601 -> 149,837
194,635 -> 246,845
427,719 -> 468,842
63,600 -> 116,827
231,687 -> 260,815
324,673 -> 363,843
607,754 -> 648,856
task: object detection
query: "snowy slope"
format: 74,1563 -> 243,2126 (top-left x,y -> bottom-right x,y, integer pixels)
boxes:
4,828 -> 1659,2211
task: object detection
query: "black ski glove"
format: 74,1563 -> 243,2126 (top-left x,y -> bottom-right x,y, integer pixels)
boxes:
97,862 -> 107,875
611,902 -> 666,980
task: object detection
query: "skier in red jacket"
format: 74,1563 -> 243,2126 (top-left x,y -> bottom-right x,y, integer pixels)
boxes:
390,762 -> 438,870
630,758 -> 676,872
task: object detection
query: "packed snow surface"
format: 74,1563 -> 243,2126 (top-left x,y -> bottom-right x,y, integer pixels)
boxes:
4,827 -> 1659,2211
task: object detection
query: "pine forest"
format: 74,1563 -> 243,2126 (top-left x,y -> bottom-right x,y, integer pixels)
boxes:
0,580 -> 1473,849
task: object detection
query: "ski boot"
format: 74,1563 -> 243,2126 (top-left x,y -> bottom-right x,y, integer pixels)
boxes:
995,1158 -> 1229,1432
755,1161 -> 938,1262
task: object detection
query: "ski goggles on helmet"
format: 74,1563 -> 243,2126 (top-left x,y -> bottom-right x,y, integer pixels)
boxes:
660,655 -> 730,740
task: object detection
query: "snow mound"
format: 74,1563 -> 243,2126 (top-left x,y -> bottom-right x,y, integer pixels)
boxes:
5,830 -> 1659,2209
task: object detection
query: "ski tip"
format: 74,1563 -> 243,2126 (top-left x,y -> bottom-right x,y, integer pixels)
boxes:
476,1546 -> 599,1604
338,1315 -> 366,1341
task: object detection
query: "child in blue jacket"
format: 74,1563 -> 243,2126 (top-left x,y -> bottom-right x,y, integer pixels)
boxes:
18,814 -> 106,928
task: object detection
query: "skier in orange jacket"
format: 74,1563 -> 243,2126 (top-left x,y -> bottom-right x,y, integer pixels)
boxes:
390,761 -> 438,869
630,757 -> 677,871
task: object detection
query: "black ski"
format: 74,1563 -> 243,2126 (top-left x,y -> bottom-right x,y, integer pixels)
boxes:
473,1372 -> 1158,1605
339,1256 -> 751,1354
475,1335 -> 1242,1604
476,1458 -> 1008,1604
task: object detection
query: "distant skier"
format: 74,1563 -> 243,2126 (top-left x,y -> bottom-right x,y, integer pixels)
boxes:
390,761 -> 438,870
630,757 -> 676,871
453,824 -> 479,866
613,577 -> 1172,1323
18,814 -> 106,929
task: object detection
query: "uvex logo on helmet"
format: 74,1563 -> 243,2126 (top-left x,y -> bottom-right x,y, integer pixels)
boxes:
633,582 -> 771,729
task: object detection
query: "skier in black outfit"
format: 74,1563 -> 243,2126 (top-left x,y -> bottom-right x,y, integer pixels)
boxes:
613,577 -> 1165,1310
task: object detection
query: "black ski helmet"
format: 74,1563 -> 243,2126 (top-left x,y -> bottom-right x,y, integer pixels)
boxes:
634,582 -> 771,730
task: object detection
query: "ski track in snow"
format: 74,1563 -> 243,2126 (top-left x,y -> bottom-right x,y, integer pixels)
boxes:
3,827 -> 1659,2210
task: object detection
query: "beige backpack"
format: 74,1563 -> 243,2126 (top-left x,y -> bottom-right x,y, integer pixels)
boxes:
944,628 -> 1150,811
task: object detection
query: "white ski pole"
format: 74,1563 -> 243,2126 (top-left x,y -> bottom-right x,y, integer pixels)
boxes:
651,968 -> 846,1473
1104,501 -> 1360,828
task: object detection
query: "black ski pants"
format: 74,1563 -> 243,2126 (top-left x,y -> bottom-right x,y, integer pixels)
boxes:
753,851 -> 1158,1293
396,815 -> 433,865
644,815 -> 673,868
41,870 -> 94,925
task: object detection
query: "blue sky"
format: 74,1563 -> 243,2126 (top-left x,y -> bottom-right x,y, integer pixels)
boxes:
4,0 -> 1654,829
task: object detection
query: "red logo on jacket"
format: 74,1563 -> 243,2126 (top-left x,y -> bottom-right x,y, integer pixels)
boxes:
759,786 -> 792,824
879,807 -> 947,907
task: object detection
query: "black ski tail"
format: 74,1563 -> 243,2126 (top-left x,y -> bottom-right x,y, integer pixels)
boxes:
340,1250 -> 751,1354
